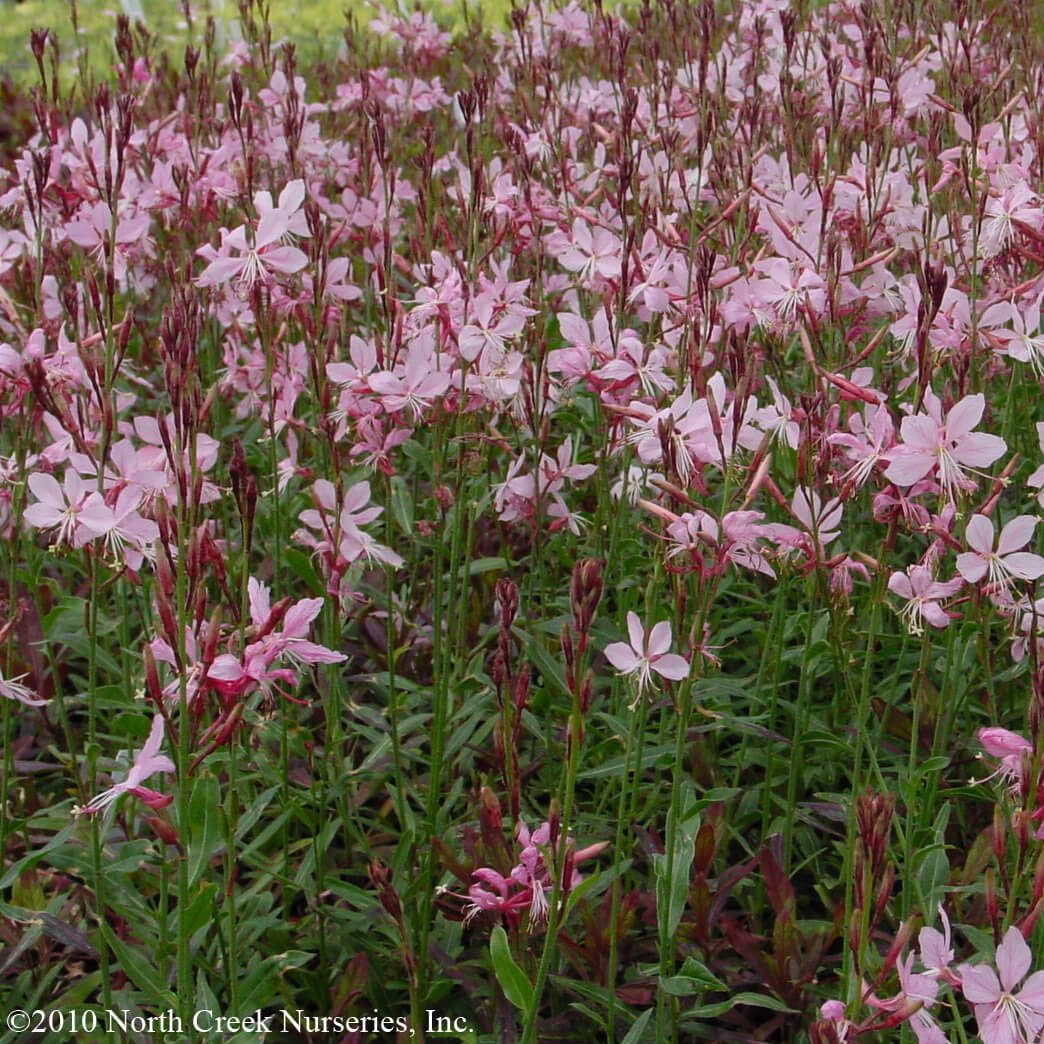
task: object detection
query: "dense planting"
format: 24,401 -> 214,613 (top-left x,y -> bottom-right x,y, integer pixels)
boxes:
5,1 -> 1044,1041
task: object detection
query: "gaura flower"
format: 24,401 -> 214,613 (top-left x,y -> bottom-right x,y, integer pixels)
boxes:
604,611 -> 688,703
956,515 -> 1044,590
959,926 -> 1044,1044
76,715 -> 175,815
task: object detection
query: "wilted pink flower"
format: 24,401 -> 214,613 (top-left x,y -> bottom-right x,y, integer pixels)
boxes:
605,612 -> 689,700
77,715 -> 175,815
959,926 -> 1044,1044
0,668 -> 46,707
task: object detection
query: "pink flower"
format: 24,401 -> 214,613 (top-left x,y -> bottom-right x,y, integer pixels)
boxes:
206,579 -> 346,700
956,515 -> 1044,589
959,926 -> 1044,1044
553,217 -> 623,283
0,668 -> 46,707
77,715 -> 175,815
887,566 -> 963,634
23,472 -> 116,549
976,727 -> 1032,793
868,951 -> 947,1044
604,612 -> 689,700
791,487 -> 843,546
919,906 -> 954,977
829,403 -> 895,488
884,392 -> 1006,500
197,181 -> 310,294
368,340 -> 451,419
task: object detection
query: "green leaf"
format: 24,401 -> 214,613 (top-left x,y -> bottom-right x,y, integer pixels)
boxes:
620,1009 -> 652,1044
284,548 -> 324,597
579,745 -> 673,780
683,991 -> 795,1019
465,556 -> 508,576
653,819 -> 697,943
101,923 -> 166,997
183,882 -> 218,940
489,925 -> 532,1012
390,475 -> 414,536
916,846 -> 949,914
237,951 -> 313,1014
514,626 -> 571,700
0,824 -> 78,889
187,774 -> 223,887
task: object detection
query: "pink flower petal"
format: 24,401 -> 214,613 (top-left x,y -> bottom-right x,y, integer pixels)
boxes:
652,654 -> 689,681
646,620 -> 673,657
605,641 -> 639,674
956,552 -> 987,584
1002,552 -> 1044,581
625,611 -> 644,654
958,962 -> 1001,1004
965,514 -> 995,555
998,515 -> 1037,554
953,432 -> 1006,468
996,926 -> 1031,992
945,393 -> 985,439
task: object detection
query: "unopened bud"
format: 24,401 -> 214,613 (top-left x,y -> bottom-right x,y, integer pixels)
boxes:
144,815 -> 179,846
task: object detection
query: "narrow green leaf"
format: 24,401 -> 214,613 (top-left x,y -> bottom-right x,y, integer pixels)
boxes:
489,924 -> 533,1011
187,774 -> 223,887
101,923 -> 166,996
620,1009 -> 652,1044
390,475 -> 414,535
653,826 -> 696,942
0,824 -> 78,889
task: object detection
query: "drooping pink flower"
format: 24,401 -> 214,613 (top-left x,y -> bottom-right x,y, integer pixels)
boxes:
959,926 -> 1044,1044
0,668 -> 46,707
77,715 -> 176,815
604,612 -> 689,699
975,727 -> 1033,794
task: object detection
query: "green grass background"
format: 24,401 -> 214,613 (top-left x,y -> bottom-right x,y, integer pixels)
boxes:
0,0 -> 512,84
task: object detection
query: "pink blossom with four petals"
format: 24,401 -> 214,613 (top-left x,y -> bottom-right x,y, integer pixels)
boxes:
884,392 -> 1006,501
956,515 -> 1044,589
604,612 -> 689,702
959,926 -> 1044,1044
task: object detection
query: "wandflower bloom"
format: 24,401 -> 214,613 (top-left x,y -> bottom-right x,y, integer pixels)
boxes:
605,612 -> 688,704
959,926 -> 1044,1044
884,392 -> 1006,501
76,715 -> 175,815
